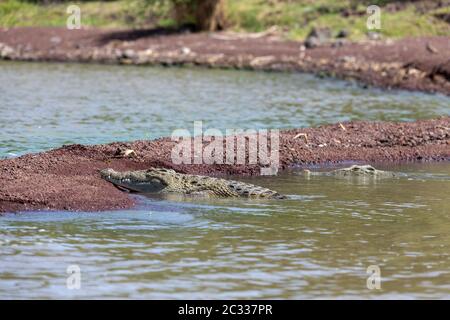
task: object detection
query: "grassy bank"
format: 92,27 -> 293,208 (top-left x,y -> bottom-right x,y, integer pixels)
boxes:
0,0 -> 449,39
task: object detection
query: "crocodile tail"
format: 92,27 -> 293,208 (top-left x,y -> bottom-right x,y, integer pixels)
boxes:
227,180 -> 286,199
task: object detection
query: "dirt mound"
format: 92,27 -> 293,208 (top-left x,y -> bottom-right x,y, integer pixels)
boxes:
1,118 -> 449,213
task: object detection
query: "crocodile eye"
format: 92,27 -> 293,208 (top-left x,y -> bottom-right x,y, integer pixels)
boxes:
191,180 -> 198,185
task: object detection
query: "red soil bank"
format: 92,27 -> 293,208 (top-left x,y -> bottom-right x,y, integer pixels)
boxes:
0,27 -> 449,94
1,118 -> 449,213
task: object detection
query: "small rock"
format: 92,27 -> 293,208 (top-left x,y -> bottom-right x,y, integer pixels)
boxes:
338,55 -> 356,63
250,55 -> 276,68
123,49 -> 136,59
144,48 -> 154,56
50,36 -> 61,44
336,29 -> 349,38
120,58 -> 133,65
114,49 -> 123,58
305,36 -> 321,49
181,47 -> 191,55
308,27 -> 332,40
0,43 -> 14,58
304,27 -> 331,48
114,148 -> 137,158
332,39 -> 347,48
367,32 -> 381,41
426,42 -> 438,54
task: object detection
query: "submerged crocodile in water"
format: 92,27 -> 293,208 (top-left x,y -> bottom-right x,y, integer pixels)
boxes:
100,168 -> 286,199
302,165 -> 397,178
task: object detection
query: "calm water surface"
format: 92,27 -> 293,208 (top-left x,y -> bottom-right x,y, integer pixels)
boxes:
0,61 -> 450,299
1,61 -> 449,156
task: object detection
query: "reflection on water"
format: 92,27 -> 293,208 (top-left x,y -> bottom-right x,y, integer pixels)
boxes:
1,163 -> 449,299
1,61 -> 449,157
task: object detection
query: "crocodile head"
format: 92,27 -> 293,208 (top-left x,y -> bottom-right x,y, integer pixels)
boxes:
346,165 -> 378,175
337,164 -> 396,177
100,168 -> 176,193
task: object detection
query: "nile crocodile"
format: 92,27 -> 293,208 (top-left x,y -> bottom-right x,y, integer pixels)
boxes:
100,168 -> 286,199
303,165 -> 396,177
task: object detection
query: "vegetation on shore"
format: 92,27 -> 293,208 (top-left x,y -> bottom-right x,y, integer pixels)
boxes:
0,0 -> 449,39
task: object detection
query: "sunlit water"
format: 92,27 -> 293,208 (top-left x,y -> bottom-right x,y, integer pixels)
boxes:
0,61 -> 450,299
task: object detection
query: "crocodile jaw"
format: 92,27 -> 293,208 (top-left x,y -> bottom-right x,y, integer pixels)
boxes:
100,168 -> 167,193
100,168 -> 286,199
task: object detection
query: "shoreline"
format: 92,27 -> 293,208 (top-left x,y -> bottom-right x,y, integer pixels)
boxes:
1,118 -> 449,213
1,27 -> 449,95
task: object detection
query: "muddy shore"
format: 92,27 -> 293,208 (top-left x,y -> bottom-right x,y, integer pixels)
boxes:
1,118 -> 449,213
0,27 -> 449,95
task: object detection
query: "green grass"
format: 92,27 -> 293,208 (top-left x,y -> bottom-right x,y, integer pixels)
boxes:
0,0 -> 449,39
0,0 -> 170,28
227,0 -> 450,40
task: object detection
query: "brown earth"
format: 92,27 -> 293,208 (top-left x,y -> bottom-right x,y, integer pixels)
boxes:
1,118 -> 449,213
0,27 -> 449,94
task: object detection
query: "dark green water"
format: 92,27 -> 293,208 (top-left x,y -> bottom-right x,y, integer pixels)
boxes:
0,61 -> 450,299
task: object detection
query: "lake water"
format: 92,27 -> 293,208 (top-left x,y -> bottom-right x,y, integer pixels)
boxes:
0,61 -> 450,299
1,61 -> 449,157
